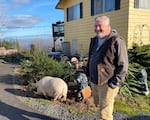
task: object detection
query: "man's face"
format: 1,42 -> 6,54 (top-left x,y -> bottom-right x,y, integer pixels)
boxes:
94,18 -> 110,38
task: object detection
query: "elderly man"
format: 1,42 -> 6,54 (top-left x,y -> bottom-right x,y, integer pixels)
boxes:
86,16 -> 128,120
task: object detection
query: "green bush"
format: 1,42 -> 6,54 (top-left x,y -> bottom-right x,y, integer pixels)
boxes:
20,50 -> 76,87
128,43 -> 150,80
119,44 -> 150,99
0,40 -> 19,49
117,44 -> 150,115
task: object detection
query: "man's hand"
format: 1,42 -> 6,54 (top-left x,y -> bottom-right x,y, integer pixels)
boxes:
108,79 -> 119,89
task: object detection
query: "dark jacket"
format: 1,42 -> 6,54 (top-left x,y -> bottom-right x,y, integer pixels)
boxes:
87,30 -> 128,88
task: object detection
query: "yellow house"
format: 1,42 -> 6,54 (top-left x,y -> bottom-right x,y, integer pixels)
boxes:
56,0 -> 150,56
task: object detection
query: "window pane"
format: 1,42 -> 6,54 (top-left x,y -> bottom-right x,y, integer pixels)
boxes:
140,0 -> 150,9
94,0 -> 103,14
134,0 -> 139,8
68,7 -> 73,21
73,4 -> 80,19
105,0 -> 115,12
135,0 -> 150,9
67,3 -> 82,21
92,0 -> 118,15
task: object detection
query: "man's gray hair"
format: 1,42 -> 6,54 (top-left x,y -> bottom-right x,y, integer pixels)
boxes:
94,16 -> 110,25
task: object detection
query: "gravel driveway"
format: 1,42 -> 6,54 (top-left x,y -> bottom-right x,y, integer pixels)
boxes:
0,63 -> 57,120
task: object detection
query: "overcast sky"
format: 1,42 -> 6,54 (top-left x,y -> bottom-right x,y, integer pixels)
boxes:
0,0 -> 64,38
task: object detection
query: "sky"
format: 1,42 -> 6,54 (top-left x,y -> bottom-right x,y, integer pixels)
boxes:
0,0 -> 64,39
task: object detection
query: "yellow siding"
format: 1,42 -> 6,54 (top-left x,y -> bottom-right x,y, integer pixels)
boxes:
63,0 -> 94,56
57,0 -> 150,56
128,0 -> 150,48
62,0 -> 129,56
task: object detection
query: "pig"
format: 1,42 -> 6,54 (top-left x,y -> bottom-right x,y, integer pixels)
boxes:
36,76 -> 68,102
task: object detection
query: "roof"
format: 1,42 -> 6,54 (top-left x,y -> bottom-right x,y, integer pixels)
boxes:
55,0 -> 63,9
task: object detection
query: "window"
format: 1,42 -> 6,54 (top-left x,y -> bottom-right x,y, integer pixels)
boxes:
52,22 -> 64,37
134,0 -> 150,9
67,3 -> 83,21
91,0 -> 120,16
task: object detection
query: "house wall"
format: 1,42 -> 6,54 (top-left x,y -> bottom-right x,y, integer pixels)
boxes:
128,0 -> 150,48
61,0 -> 130,56
57,0 -> 150,56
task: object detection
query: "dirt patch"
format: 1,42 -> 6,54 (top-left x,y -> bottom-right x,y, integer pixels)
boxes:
16,83 -> 97,114
13,67 -> 97,114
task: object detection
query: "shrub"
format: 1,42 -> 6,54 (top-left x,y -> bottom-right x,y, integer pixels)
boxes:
128,43 -> 150,80
20,50 -> 76,87
119,44 -> 150,99
0,40 -> 19,49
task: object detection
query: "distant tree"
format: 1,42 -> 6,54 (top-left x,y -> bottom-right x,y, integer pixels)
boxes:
30,44 -> 36,53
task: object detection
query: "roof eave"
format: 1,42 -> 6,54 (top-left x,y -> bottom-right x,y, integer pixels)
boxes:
55,0 -> 63,9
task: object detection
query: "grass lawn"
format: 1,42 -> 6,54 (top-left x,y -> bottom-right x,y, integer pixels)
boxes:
114,93 -> 150,116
